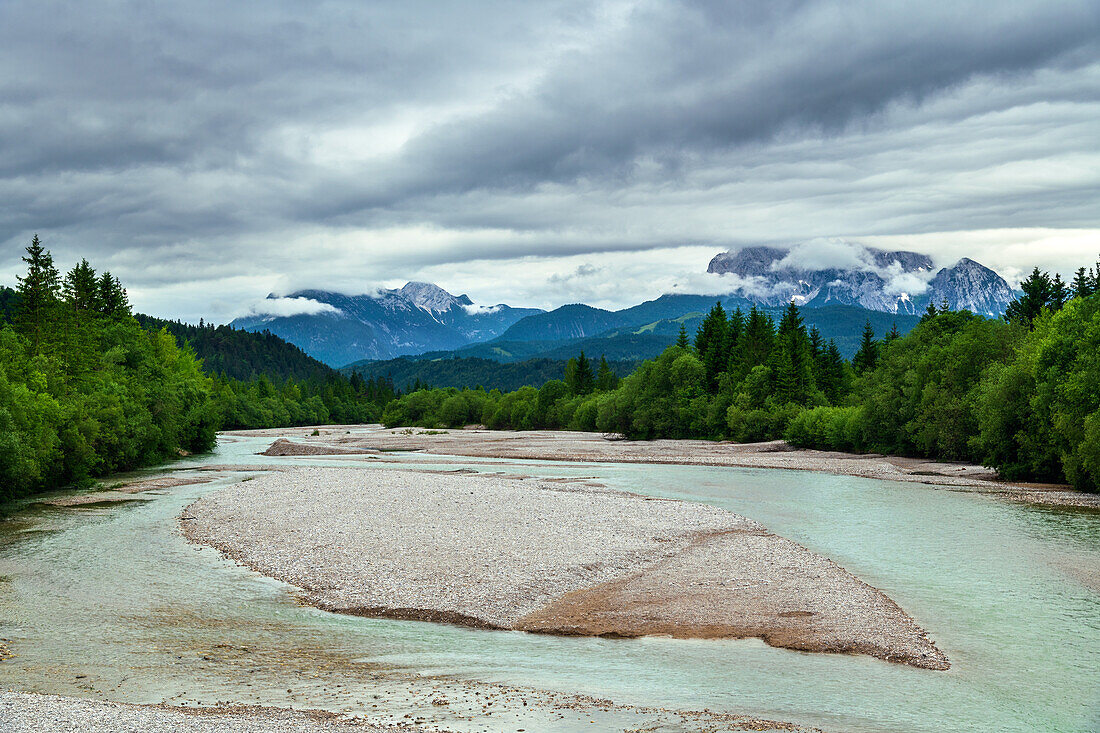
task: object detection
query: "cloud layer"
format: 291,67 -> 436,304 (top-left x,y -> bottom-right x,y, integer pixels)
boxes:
1,1 -> 1098,321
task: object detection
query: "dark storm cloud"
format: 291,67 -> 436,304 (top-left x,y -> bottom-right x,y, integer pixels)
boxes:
0,0 -> 1097,319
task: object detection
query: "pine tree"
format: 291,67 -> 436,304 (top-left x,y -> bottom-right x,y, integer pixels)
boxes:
808,325 -> 823,360
675,324 -> 690,349
728,307 -> 745,353
63,258 -> 99,312
16,234 -> 61,352
921,301 -> 938,323
736,306 -> 776,375
1006,267 -> 1054,327
1071,267 -> 1092,299
1050,273 -> 1069,310
852,321 -> 878,374
97,271 -> 131,318
565,351 -> 595,395
694,302 -> 729,393
596,355 -> 618,391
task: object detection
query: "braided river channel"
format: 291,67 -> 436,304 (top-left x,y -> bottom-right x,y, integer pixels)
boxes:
1,429 -> 1098,731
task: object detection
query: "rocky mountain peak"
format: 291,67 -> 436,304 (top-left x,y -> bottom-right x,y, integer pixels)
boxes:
396,281 -> 473,313
705,244 -> 1011,315
924,258 -> 1014,316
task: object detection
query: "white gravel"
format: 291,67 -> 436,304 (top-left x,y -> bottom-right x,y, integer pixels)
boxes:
0,691 -> 414,732
184,466 -> 760,626
182,465 -> 947,668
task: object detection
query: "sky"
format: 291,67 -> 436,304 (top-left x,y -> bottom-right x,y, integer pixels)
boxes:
1,0 -> 1098,322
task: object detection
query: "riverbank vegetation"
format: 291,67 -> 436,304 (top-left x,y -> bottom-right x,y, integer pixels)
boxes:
378,262 -> 1100,492
0,238 -> 396,501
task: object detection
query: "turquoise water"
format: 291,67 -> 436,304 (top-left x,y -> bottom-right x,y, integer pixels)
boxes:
1,433 -> 1097,731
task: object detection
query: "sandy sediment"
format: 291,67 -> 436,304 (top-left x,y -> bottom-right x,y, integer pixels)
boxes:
263,427 -> 1099,509
0,691 -> 409,732
260,438 -> 375,457
182,465 -> 947,669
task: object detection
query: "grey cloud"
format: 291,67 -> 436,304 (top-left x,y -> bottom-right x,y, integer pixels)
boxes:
1,0 -> 1098,321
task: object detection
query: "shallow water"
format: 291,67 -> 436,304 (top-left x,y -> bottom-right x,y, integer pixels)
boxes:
1,431 -> 1098,731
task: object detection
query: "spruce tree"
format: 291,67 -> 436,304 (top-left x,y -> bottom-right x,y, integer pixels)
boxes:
16,234 -> 61,352
1071,267 -> 1092,299
63,259 -> 99,312
728,307 -> 745,353
1006,267 -> 1054,327
921,301 -> 938,323
596,355 -> 618,391
808,325 -> 823,360
565,351 -> 595,395
884,322 -> 901,344
97,271 -> 131,318
852,321 -> 878,374
738,306 -> 776,374
694,302 -> 729,393
775,301 -> 814,403
1050,273 -> 1069,310
817,340 -> 846,404
675,324 -> 690,349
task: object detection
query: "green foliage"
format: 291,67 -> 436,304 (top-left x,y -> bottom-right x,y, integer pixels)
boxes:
857,311 -> 1015,461
973,294 -> 1100,490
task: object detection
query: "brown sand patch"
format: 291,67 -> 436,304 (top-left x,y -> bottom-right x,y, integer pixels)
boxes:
516,529 -> 949,670
260,438 -> 375,457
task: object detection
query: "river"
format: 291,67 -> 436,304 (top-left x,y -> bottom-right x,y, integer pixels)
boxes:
1,430 -> 1098,731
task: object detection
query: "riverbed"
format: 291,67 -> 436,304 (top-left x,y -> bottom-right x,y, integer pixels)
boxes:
1,427 -> 1098,731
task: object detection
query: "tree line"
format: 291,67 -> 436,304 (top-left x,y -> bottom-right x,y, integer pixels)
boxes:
380,257 -> 1100,492
5,234 -> 1098,498
0,238 -> 397,501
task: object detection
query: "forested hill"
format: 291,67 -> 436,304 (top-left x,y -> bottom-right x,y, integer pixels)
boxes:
343,355 -> 637,393
135,315 -> 334,382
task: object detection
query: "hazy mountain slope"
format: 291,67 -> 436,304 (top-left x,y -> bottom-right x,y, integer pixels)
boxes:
497,304 -> 629,341
231,282 -> 542,366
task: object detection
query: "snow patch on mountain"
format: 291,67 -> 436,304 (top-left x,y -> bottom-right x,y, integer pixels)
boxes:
708,240 -> 1011,315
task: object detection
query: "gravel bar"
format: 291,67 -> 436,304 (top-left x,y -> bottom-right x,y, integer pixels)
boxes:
257,426 -> 1099,508
182,465 -> 947,669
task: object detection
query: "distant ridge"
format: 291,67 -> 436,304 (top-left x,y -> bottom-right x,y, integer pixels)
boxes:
231,283 -> 542,367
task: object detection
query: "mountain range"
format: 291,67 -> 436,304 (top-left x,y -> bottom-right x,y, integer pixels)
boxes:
233,248 -> 1017,368
232,282 -> 541,367
707,246 -> 1014,316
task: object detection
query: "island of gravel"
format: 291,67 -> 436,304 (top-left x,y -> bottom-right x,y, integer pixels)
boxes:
182,462 -> 948,670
